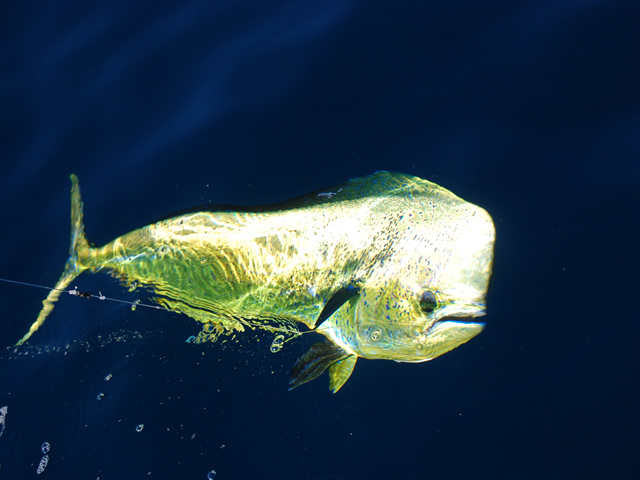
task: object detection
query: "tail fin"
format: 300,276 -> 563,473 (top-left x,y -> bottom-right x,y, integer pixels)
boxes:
16,174 -> 90,345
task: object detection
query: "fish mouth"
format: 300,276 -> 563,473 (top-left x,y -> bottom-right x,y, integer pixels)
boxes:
423,311 -> 486,340
402,314 -> 486,363
427,311 -> 485,334
424,316 -> 484,335
439,315 -> 477,323
435,314 -> 481,324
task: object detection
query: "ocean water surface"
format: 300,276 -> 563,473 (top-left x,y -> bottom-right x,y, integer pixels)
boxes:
1,1 -> 639,479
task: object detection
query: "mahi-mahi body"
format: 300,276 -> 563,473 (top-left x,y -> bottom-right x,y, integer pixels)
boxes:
18,171 -> 495,393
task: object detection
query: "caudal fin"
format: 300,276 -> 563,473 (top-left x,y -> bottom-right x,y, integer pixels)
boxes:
16,174 -> 90,345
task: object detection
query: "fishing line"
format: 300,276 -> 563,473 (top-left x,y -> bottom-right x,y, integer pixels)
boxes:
0,277 -> 320,340
301,383 -> 322,480
296,328 -> 322,480
0,277 -> 170,312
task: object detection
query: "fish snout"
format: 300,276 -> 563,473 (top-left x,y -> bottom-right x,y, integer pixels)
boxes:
418,315 -> 485,360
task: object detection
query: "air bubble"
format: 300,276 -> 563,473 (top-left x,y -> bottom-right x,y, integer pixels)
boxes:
0,406 -> 7,439
97,392 -> 105,401
104,374 -> 113,381
41,442 -> 50,454
136,424 -> 144,432
36,455 -> 49,474
207,470 -> 217,479
270,335 -> 284,353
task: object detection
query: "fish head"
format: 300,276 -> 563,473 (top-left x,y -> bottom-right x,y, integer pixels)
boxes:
326,201 -> 495,363
347,282 -> 488,363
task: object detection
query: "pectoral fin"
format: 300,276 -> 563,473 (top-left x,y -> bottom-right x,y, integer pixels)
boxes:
289,341 -> 356,393
315,285 -> 360,328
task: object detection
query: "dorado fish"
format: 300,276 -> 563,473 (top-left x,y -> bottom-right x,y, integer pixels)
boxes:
18,172 -> 495,393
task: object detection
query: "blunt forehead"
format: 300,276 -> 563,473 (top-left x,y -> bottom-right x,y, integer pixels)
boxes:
387,197 -> 494,302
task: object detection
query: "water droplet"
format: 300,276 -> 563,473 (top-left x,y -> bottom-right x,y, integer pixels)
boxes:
207,470 -> 217,479
96,393 -> 105,401
136,424 -> 144,432
131,299 -> 141,311
41,442 -> 50,454
270,335 -> 285,353
104,374 -> 113,381
36,455 -> 49,474
0,406 -> 7,439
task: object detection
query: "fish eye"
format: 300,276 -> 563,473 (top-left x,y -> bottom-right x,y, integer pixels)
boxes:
371,329 -> 381,341
419,291 -> 437,313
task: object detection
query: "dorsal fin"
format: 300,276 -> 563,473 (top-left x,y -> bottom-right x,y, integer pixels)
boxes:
153,171 -> 438,222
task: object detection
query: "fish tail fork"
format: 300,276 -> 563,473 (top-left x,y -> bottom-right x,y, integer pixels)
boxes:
16,174 -> 89,345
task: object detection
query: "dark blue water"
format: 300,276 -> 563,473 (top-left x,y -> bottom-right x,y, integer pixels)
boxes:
1,1 -> 639,478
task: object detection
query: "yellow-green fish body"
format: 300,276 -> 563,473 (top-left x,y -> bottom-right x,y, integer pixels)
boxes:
18,172 -> 495,393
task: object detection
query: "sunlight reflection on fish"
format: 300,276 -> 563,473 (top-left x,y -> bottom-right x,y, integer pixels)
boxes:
16,171 -> 494,392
